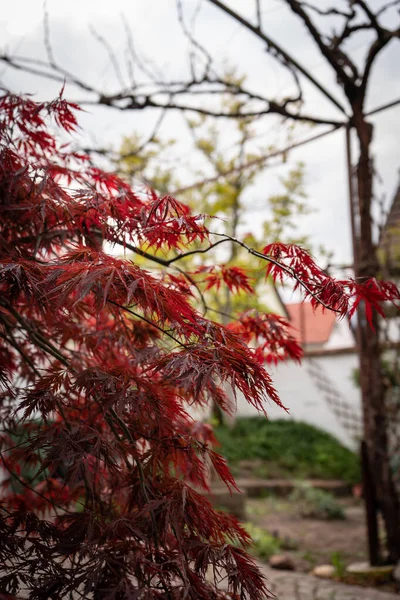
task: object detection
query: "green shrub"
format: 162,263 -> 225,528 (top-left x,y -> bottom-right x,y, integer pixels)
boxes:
242,522 -> 281,559
289,482 -> 345,520
214,418 -> 360,484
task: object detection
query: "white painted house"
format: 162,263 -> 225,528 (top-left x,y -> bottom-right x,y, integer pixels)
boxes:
235,302 -> 363,450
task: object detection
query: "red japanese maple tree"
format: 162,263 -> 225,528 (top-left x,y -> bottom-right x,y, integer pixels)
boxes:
0,92 -> 398,599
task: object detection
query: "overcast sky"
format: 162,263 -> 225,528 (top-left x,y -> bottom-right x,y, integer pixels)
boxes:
1,0 -> 400,273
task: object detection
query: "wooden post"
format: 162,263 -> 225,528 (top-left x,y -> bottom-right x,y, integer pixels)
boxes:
346,126 -> 381,566
361,440 -> 380,565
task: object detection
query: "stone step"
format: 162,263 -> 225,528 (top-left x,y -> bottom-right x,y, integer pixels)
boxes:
233,478 -> 352,498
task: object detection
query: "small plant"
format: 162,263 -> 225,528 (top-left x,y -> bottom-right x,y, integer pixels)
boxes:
331,551 -> 347,579
290,482 -> 345,520
301,551 -> 317,567
241,523 -> 282,560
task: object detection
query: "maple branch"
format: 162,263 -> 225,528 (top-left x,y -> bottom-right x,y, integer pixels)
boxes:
122,231 -> 341,313
0,325 -> 40,377
0,304 -> 82,460
106,406 -> 158,543
0,301 -> 70,368
115,237 -> 229,268
167,239 -> 230,265
0,453 -> 72,515
174,265 -> 209,315
0,304 -> 160,522
109,239 -> 211,315
205,305 -> 235,321
107,300 -> 189,348
209,232 -> 340,312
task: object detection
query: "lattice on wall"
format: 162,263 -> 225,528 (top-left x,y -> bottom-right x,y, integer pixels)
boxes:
306,357 -> 363,442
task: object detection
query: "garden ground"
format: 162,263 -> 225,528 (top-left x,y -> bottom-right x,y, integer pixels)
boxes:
212,419 -> 399,596
246,497 -> 368,573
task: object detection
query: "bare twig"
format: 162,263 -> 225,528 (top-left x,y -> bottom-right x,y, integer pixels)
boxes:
43,0 -> 56,68
176,0 -> 214,80
172,125 -> 341,195
89,25 -> 126,90
255,0 -> 262,29
207,0 -> 348,114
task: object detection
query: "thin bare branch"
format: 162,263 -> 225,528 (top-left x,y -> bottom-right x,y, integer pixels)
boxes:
354,0 -> 385,36
366,96 -> 400,117
376,0 -> 400,17
0,52 -> 344,126
134,106 -> 169,156
207,0 -> 348,114
285,0 -> 356,89
255,0 -> 262,28
43,0 -> 56,68
176,0 -> 214,80
172,124 -> 341,195
0,453 -> 72,514
89,25 -> 126,90
301,2 -> 355,18
359,28 -> 399,105
0,54 -> 97,94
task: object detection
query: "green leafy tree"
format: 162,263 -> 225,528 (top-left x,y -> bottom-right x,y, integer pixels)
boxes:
116,84 -> 314,322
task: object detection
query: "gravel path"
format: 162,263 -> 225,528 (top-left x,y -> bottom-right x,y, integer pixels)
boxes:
259,564 -> 399,600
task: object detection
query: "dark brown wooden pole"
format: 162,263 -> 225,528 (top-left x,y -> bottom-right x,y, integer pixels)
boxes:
361,440 -> 380,565
346,125 -> 381,566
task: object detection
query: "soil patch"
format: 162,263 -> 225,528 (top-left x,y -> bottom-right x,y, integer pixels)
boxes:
246,497 -> 397,593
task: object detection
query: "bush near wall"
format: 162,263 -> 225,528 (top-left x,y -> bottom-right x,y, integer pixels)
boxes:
214,418 -> 361,484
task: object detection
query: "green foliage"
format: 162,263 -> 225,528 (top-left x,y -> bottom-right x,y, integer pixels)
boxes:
262,161 -> 312,244
301,550 -> 318,567
352,358 -> 400,390
214,418 -> 361,483
6,423 -> 47,493
241,522 -> 281,560
331,551 -> 347,578
289,482 -> 345,520
118,133 -> 179,194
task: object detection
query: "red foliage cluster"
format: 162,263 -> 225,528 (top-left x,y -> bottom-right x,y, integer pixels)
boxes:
263,242 -> 399,327
0,92 -> 398,599
227,311 -> 303,366
194,265 -> 254,295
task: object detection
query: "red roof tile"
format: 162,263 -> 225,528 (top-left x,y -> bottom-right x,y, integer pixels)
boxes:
286,302 -> 336,346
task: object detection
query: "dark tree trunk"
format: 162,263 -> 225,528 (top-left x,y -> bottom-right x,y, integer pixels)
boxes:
353,108 -> 400,563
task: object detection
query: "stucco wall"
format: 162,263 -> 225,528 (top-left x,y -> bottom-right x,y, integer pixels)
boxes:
234,351 -> 362,449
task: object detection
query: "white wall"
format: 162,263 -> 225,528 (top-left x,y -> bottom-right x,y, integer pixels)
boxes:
234,351 -> 362,449
324,319 -> 355,350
